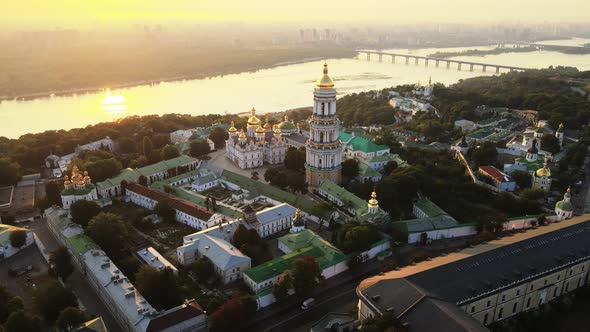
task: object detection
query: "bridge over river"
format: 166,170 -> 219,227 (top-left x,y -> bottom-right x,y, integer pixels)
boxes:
357,50 -> 528,73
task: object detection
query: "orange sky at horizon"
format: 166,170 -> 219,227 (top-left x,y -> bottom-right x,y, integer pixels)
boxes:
3,0 -> 589,28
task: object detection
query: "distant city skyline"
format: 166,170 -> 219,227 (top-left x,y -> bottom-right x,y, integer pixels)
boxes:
2,0 -> 589,28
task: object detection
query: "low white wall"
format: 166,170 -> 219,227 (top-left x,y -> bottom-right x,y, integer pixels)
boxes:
503,215 -> 558,231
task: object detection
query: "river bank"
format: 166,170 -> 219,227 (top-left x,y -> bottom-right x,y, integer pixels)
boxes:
0,46 -> 355,102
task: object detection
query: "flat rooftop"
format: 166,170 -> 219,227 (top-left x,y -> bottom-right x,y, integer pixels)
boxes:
360,214 -> 590,305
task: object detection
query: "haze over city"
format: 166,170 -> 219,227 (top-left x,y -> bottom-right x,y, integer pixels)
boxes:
1,2 -> 590,332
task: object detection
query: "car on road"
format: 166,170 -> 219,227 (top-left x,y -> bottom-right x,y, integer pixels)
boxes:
301,298 -> 315,310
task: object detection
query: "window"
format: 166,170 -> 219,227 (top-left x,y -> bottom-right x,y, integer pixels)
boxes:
554,287 -> 558,297
530,284 -> 534,291
557,274 -> 561,280
486,300 -> 491,307
526,297 -> 531,308
498,307 -> 503,319
544,279 -> 547,286
516,289 -> 520,296
512,302 -> 518,314
570,270 -> 573,276
565,282 -> 570,292
483,313 -> 489,325
501,295 -> 506,302
471,306 -> 475,313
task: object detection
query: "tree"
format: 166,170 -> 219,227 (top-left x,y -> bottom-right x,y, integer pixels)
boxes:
45,181 -> 62,207
70,200 -> 102,227
264,168 -> 278,183
56,307 -> 87,331
341,159 -> 360,180
511,170 -> 532,189
138,175 -> 148,186
384,160 -> 398,175
154,200 -> 176,223
4,311 -> 41,332
337,223 -> 380,253
541,135 -> 561,154
210,297 -> 241,332
86,213 -> 128,256
9,230 -> 27,249
521,188 -> 546,201
161,144 -> 180,160
50,246 -> 74,281
360,312 -> 404,332
33,280 -> 78,323
0,158 -> 20,186
0,285 -> 24,324
471,141 -> 498,167
191,256 -> 214,283
135,266 -> 182,310
291,255 -> 323,295
272,271 -> 293,303
189,140 -> 210,158
232,224 -> 250,249
284,147 -> 300,170
142,137 -> 153,159
209,127 -> 228,149
537,213 -> 547,226
240,295 -> 257,320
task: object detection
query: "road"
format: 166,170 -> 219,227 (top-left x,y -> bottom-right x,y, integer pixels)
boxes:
27,218 -> 123,332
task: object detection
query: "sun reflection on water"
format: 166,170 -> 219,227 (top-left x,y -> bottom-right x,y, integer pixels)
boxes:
101,88 -> 127,114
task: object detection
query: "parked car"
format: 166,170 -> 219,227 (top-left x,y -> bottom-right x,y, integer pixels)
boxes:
301,298 -> 315,310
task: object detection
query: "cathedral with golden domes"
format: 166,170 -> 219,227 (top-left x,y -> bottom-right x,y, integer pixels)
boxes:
225,108 -> 288,169
60,165 -> 98,209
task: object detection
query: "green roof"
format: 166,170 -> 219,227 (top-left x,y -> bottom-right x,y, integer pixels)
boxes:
339,132 -> 389,154
466,128 -> 494,140
67,235 -> 98,255
414,198 -> 447,218
392,217 -> 476,234
358,162 -> 381,178
97,155 -> 198,190
245,231 -> 347,284
221,170 -> 332,219
556,200 -> 573,211
318,180 -> 367,215
369,153 -> 408,166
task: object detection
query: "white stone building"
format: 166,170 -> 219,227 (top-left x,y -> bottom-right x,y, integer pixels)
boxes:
177,234 -> 251,284
225,111 -> 289,169
126,183 -> 224,231
555,188 -> 574,221
240,203 -> 297,238
0,225 -> 35,260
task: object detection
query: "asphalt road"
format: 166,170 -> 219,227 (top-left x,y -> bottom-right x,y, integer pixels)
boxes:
27,218 -> 123,332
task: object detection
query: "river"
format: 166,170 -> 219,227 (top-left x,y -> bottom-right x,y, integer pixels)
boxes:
2,38 -> 590,139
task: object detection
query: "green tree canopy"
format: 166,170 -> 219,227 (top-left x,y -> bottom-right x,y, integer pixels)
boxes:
4,311 -> 41,332
208,127 -> 228,149
191,256 -> 214,284
0,158 -> 20,186
272,271 -> 293,303
33,280 -> 77,323
45,181 -> 62,207
86,212 -> 128,257
189,140 -> 210,158
9,230 -> 27,249
70,200 -> 102,227
291,255 -> 323,295
50,246 -> 74,281
56,307 -> 87,331
541,134 -> 561,154
135,266 -> 182,310
161,144 -> 180,160
511,170 -> 532,189
154,200 -> 176,223
341,159 -> 360,181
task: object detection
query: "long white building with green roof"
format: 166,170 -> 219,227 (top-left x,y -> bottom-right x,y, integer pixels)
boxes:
97,155 -> 199,197
317,180 -> 387,222
339,132 -> 389,161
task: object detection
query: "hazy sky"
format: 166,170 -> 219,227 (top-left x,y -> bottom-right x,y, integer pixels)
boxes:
3,0 -> 589,27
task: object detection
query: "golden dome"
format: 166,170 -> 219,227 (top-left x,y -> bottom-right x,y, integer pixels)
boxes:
368,191 -> 379,206
238,130 -> 247,141
263,117 -> 271,130
535,167 -> 551,177
228,121 -> 237,133
247,108 -> 261,126
315,63 -> 335,89
256,125 -> 265,134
